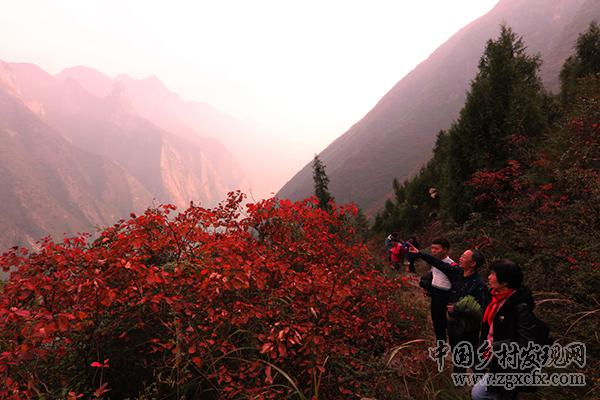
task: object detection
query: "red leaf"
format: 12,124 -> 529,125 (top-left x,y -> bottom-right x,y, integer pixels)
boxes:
260,342 -> 274,354
91,359 -> 109,368
13,309 -> 31,318
93,382 -> 110,397
339,386 -> 353,395
265,365 -> 273,384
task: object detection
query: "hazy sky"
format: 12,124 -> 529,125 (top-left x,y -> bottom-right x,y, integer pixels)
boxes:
0,0 -> 499,191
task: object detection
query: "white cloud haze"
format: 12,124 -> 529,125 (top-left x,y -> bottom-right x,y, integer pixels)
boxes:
0,0 -> 499,195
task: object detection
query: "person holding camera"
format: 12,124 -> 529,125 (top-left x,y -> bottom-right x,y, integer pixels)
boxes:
415,238 -> 457,346
409,242 -> 489,371
389,235 -> 405,271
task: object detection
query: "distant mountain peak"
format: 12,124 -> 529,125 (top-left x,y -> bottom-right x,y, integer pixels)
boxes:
58,65 -> 111,79
1,58 -> 252,252
55,66 -> 113,98
141,74 -> 163,85
115,73 -> 172,101
114,72 -> 132,81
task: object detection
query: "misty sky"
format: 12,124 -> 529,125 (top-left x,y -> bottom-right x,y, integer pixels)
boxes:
0,0 -> 499,192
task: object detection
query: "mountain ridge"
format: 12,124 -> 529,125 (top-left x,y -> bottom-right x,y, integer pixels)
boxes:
0,61 -> 248,251
0,81 -> 153,249
277,0 -> 600,213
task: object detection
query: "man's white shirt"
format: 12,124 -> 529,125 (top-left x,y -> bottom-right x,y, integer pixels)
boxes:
431,256 -> 455,290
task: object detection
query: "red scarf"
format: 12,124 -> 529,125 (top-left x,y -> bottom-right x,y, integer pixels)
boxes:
483,288 -> 515,326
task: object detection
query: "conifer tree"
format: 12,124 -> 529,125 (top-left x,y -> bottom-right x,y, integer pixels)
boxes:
312,155 -> 334,210
441,25 -> 547,222
560,21 -> 600,104
375,26 -> 548,229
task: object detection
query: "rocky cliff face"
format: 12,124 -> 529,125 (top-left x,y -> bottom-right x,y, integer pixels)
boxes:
277,0 -> 600,213
0,61 -> 248,251
55,66 -> 249,197
0,72 -> 153,249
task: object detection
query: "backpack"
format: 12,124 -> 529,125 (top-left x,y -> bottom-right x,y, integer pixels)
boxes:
517,302 -> 552,347
520,304 -> 554,368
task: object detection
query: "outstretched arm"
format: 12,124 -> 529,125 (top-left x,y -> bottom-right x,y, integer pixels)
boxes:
406,242 -> 457,276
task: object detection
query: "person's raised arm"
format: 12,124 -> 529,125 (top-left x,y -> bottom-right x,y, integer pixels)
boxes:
406,242 -> 457,276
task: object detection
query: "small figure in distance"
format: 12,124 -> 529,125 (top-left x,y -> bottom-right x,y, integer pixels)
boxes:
405,235 -> 421,273
389,234 -> 405,272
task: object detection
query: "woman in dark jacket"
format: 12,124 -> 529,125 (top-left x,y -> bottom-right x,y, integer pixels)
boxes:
471,259 -> 537,400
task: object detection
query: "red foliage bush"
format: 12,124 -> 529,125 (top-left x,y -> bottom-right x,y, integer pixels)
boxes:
466,159 -> 529,209
0,193 -> 408,399
460,85 -> 600,307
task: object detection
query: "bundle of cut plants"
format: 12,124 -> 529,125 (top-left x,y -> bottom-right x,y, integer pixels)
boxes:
448,295 -> 483,337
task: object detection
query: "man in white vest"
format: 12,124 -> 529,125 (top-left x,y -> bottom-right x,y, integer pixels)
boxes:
425,238 -> 456,346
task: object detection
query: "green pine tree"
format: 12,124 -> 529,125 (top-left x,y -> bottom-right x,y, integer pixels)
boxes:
440,25 -> 548,222
560,21 -> 600,104
374,25 -> 549,230
312,155 -> 334,210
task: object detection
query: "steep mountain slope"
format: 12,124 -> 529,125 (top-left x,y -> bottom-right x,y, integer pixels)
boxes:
55,67 -> 249,194
277,0 -> 600,213
55,66 -> 301,198
0,61 -> 251,251
7,62 -> 247,209
0,62 -> 153,250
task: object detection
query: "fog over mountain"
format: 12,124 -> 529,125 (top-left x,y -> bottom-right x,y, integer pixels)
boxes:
55,66 -> 296,200
278,0 -> 600,213
3,0 -> 599,251
0,61 -> 248,250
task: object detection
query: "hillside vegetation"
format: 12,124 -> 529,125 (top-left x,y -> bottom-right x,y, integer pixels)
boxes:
0,193 -> 420,399
374,23 -> 600,399
0,23 -> 599,400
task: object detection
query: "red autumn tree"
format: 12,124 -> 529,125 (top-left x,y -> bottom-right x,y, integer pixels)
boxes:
0,192 -> 409,399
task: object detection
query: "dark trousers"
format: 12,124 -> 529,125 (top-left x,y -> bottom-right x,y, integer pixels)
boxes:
448,325 -> 480,373
407,254 -> 416,273
430,287 -> 450,343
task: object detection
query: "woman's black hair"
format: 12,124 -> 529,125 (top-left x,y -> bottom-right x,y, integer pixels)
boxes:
490,259 -> 523,289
